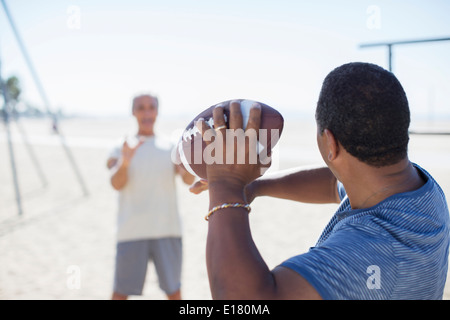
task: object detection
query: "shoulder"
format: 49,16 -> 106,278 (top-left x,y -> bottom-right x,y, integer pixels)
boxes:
413,164 -> 448,211
376,164 -> 449,229
281,215 -> 396,299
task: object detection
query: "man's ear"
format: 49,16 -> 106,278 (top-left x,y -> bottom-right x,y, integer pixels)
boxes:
323,129 -> 339,161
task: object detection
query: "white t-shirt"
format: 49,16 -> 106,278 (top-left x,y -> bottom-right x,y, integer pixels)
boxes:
109,135 -> 181,243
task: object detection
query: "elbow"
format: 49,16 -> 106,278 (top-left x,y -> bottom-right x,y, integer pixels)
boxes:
112,184 -> 122,191
111,183 -> 121,191
183,175 -> 195,185
110,178 -> 125,191
181,172 -> 195,185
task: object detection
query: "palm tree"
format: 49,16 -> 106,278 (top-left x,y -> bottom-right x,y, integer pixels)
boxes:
0,75 -> 21,101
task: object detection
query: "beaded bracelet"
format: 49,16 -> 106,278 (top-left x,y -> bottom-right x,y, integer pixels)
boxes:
205,203 -> 251,221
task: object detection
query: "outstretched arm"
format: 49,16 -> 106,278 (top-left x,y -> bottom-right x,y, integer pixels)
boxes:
246,166 -> 340,204
190,166 -> 340,205
198,101 -> 322,300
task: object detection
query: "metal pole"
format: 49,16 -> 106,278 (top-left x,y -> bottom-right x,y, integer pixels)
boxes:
0,71 -> 23,215
12,111 -> 48,188
359,37 -> 450,135
54,130 -> 89,196
1,0 -> 89,196
360,37 -> 450,48
359,37 -> 450,73
0,0 -> 52,115
388,44 -> 392,72
2,108 -> 23,215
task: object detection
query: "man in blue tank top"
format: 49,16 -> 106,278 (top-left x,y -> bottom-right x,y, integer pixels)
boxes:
191,62 -> 449,299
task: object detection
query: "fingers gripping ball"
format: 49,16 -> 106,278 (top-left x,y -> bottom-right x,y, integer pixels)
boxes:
177,99 -> 284,179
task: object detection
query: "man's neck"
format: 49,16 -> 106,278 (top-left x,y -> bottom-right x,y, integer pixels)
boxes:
341,158 -> 425,210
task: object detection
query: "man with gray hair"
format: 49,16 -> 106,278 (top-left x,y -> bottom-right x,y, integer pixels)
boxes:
107,93 -> 194,300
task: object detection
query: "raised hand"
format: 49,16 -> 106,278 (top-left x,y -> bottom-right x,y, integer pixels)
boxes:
121,138 -> 144,167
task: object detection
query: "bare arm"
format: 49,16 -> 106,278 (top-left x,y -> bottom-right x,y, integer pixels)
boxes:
246,166 -> 340,204
107,157 -> 130,191
207,182 -> 322,300
199,102 -> 323,299
107,140 -> 143,191
190,166 -> 340,205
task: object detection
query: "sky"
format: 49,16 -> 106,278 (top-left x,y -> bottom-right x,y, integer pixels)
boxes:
1,0 -> 450,122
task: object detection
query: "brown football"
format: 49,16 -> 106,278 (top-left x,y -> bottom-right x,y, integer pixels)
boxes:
177,99 -> 284,179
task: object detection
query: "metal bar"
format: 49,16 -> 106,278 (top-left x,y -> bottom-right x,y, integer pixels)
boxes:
0,68 -> 23,215
360,37 -> 450,48
55,130 -> 89,196
2,108 -> 23,215
359,36 -> 450,135
388,44 -> 392,72
0,0 -> 52,114
13,114 -> 48,188
1,0 -> 89,196
409,130 -> 450,136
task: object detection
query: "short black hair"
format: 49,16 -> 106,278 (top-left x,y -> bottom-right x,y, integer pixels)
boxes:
315,62 -> 410,167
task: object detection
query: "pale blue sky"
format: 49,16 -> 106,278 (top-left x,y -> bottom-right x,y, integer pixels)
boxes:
1,0 -> 449,121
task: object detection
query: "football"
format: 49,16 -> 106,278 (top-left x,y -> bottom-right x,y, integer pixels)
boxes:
177,99 -> 284,179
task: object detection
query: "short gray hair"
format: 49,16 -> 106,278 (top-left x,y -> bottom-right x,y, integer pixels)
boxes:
132,93 -> 159,110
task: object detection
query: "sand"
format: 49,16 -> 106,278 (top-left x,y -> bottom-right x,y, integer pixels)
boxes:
0,116 -> 449,300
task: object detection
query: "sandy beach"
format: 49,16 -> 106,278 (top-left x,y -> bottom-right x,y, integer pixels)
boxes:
1,115 -> 449,300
